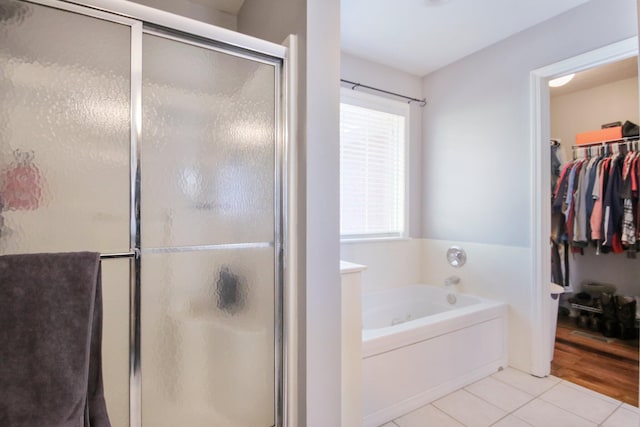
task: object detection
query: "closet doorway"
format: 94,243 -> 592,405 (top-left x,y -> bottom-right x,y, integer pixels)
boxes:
549,56 -> 640,406
530,39 -> 639,386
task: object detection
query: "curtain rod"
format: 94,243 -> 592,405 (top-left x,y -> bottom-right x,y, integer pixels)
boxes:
340,79 -> 427,107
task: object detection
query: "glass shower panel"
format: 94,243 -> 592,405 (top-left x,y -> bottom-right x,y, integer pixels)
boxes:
141,33 -> 276,248
101,259 -> 130,427
0,2 -> 132,426
141,249 -> 275,427
141,32 -> 279,427
0,0 -> 131,254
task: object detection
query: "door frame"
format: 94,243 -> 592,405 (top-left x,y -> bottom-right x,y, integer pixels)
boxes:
529,37 -> 638,379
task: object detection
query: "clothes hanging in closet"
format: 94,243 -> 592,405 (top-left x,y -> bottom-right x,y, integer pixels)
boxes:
551,141 -> 562,192
553,146 -> 640,257
550,140 -> 570,287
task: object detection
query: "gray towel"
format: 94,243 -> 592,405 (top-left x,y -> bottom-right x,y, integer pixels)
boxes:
0,252 -> 111,427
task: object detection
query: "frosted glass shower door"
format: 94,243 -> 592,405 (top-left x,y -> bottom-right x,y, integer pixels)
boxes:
140,32 -> 280,427
0,2 -> 133,427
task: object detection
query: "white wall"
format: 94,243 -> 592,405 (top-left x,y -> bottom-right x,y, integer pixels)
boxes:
239,2 -> 342,427
304,2 -> 341,425
237,0 -> 305,45
129,0 -> 237,29
422,0 -> 638,372
423,0 -> 637,247
552,77 -> 639,162
551,76 -> 640,297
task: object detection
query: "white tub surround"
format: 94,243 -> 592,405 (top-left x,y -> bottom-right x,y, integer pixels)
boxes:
421,239 -> 530,372
340,261 -> 367,427
340,238 -> 422,292
362,285 -> 508,427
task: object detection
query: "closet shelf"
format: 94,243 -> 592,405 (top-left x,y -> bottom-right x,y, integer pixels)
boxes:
571,135 -> 639,149
570,303 -> 602,314
570,303 -> 640,327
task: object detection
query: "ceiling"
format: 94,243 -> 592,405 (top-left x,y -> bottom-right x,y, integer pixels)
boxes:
341,0 -> 592,76
550,56 -> 639,97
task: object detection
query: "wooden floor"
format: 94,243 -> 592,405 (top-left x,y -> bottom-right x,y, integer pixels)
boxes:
551,315 -> 639,406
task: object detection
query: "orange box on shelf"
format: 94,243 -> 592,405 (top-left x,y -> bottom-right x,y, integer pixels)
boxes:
575,126 -> 622,145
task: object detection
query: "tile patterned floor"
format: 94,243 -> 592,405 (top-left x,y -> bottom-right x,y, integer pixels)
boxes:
379,367 -> 640,427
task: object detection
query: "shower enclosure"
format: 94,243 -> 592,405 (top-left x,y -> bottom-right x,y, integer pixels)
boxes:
0,1 -> 287,426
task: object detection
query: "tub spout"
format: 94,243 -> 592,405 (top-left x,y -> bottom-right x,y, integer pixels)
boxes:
445,276 -> 460,287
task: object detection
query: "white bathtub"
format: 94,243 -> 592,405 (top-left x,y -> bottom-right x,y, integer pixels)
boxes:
362,284 -> 508,427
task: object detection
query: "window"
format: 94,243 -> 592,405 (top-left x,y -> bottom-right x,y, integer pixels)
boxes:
340,88 -> 409,240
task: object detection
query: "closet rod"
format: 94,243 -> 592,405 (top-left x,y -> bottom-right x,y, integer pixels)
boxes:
340,78 -> 427,107
100,251 -> 137,260
571,136 -> 639,149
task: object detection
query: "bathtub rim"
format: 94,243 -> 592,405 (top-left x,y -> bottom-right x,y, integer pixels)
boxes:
362,283 -> 485,310
362,285 -> 507,359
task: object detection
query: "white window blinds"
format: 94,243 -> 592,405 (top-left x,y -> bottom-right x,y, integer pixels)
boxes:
340,90 -> 408,239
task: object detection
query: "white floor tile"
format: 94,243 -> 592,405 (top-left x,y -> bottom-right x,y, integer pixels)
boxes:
539,382 -> 619,424
432,389 -> 507,427
561,380 -> 621,405
491,414 -> 533,426
465,376 -> 535,412
621,403 -> 640,413
394,404 -> 463,427
376,367 -> 629,427
602,406 -> 640,427
513,398 -> 597,427
491,367 -> 560,396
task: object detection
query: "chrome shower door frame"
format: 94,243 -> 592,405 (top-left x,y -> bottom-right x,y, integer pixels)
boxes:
139,25 -> 286,427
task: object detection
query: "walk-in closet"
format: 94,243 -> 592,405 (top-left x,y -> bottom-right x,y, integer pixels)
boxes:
549,56 -> 640,406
